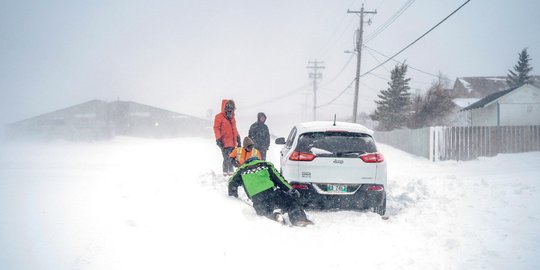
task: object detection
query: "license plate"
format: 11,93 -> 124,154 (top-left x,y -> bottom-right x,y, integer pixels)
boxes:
327,184 -> 347,193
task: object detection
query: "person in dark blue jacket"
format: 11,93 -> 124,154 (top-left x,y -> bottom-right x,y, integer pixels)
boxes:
248,112 -> 270,160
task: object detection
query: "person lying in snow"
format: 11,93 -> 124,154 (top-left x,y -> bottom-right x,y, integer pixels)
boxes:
228,157 -> 313,226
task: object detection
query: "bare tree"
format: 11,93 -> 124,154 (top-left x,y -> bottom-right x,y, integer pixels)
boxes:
408,74 -> 456,128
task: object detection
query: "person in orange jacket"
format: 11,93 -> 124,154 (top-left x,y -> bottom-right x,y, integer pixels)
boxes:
229,137 -> 262,167
214,99 -> 241,175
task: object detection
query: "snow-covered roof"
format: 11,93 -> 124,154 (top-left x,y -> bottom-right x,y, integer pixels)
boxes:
296,121 -> 373,135
460,84 -> 539,112
458,78 -> 473,93
485,77 -> 506,82
453,76 -> 540,98
8,99 -> 208,125
453,98 -> 480,108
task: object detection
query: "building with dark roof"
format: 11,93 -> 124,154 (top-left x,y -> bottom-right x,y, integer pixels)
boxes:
5,100 -> 212,141
452,76 -> 540,98
459,84 -> 540,126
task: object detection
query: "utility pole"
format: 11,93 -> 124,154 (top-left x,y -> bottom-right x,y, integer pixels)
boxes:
348,4 -> 376,123
306,60 -> 325,121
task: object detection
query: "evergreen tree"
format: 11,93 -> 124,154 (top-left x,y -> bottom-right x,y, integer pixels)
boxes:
506,48 -> 533,88
370,63 -> 411,131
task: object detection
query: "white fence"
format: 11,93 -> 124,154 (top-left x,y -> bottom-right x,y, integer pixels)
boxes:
375,125 -> 540,161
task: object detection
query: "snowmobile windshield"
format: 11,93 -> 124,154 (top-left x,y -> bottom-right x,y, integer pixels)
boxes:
295,132 -> 377,157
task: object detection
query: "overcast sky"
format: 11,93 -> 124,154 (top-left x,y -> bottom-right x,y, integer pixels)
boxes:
1,0 -> 539,135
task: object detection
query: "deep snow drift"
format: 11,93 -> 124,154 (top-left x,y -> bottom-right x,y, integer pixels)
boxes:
0,137 -> 539,269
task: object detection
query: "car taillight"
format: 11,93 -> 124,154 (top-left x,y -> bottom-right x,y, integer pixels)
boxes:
367,185 -> 384,191
360,153 -> 384,163
292,184 -> 309,189
289,151 -> 316,161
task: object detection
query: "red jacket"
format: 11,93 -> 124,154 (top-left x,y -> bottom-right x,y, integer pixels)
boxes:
213,99 -> 240,148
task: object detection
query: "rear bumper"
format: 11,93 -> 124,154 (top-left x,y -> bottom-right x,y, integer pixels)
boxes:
292,182 -> 386,210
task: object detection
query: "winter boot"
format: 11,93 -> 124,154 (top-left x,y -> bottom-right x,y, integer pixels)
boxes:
288,208 -> 312,226
292,219 -> 314,227
269,209 -> 286,225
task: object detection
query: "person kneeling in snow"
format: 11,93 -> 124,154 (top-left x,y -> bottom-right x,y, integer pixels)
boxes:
229,137 -> 262,167
228,157 -> 313,226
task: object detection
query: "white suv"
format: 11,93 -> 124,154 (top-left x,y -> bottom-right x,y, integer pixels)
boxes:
275,121 -> 387,215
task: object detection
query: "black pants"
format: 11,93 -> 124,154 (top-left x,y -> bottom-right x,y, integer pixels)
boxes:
220,147 -> 234,174
252,189 -> 308,224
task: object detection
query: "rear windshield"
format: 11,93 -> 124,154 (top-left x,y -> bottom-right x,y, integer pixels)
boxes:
295,132 -> 377,157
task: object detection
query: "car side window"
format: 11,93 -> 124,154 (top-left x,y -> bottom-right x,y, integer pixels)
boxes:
285,127 -> 297,148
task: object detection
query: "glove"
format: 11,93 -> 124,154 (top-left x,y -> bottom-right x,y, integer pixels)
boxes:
237,136 -> 241,147
287,189 -> 301,198
216,139 -> 224,148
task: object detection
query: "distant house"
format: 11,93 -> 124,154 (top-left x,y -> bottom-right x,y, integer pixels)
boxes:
452,76 -> 540,98
5,100 -> 212,140
459,84 -> 540,126
450,98 -> 481,126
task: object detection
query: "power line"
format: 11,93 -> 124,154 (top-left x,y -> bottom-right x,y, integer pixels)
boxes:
367,72 -> 389,82
316,0 -> 471,109
316,17 -> 355,59
365,47 -> 436,85
365,45 -> 452,87
365,47 -> 391,73
360,81 -> 381,92
365,0 -> 416,43
240,83 -> 311,110
316,78 -> 356,108
318,86 -> 352,94
360,0 -> 471,78
320,52 -> 355,87
315,0 -> 359,59
364,45 -> 453,82
365,47 -> 437,86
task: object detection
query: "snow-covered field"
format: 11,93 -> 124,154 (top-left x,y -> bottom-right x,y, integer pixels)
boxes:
1,137 -> 539,269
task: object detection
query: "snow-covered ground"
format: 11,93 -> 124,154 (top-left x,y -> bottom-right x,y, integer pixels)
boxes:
0,137 -> 539,269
